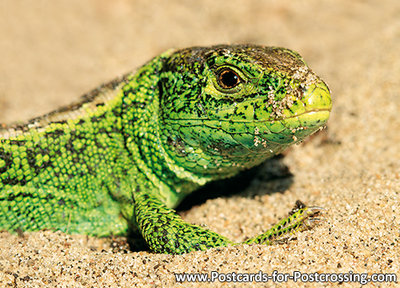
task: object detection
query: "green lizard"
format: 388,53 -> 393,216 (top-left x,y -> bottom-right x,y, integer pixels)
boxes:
0,44 -> 331,254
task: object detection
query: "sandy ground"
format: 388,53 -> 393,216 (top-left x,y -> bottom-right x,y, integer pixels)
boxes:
0,0 -> 399,287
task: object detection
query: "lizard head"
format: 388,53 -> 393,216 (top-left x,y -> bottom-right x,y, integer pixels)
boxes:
159,44 -> 332,176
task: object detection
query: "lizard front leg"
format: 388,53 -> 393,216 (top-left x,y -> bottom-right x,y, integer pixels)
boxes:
243,201 -> 322,245
133,190 -> 234,254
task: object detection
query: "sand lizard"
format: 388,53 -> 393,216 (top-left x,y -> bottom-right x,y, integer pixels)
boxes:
0,44 -> 332,254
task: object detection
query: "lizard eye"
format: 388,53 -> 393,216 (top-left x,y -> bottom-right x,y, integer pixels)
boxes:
217,68 -> 241,89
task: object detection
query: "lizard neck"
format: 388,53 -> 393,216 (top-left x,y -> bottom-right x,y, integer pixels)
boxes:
121,52 -> 214,207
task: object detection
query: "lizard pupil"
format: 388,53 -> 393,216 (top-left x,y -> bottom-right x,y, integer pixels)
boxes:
218,69 -> 240,89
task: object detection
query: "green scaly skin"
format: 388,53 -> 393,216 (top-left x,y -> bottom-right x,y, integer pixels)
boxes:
0,45 -> 332,254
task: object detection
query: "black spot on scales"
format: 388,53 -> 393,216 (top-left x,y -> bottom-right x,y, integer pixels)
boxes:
26,148 -> 49,175
7,140 -> 26,147
51,120 -> 68,125
90,116 -> 102,123
0,149 -> 12,174
45,129 -> 65,138
112,107 -> 122,118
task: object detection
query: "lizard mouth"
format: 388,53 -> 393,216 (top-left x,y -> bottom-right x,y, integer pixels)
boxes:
281,109 -> 331,129
214,109 -> 330,161
274,108 -> 331,120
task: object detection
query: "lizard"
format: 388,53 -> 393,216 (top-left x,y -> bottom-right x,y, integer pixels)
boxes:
0,44 -> 332,254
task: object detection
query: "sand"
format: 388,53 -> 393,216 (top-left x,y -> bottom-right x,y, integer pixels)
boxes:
0,0 -> 399,287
